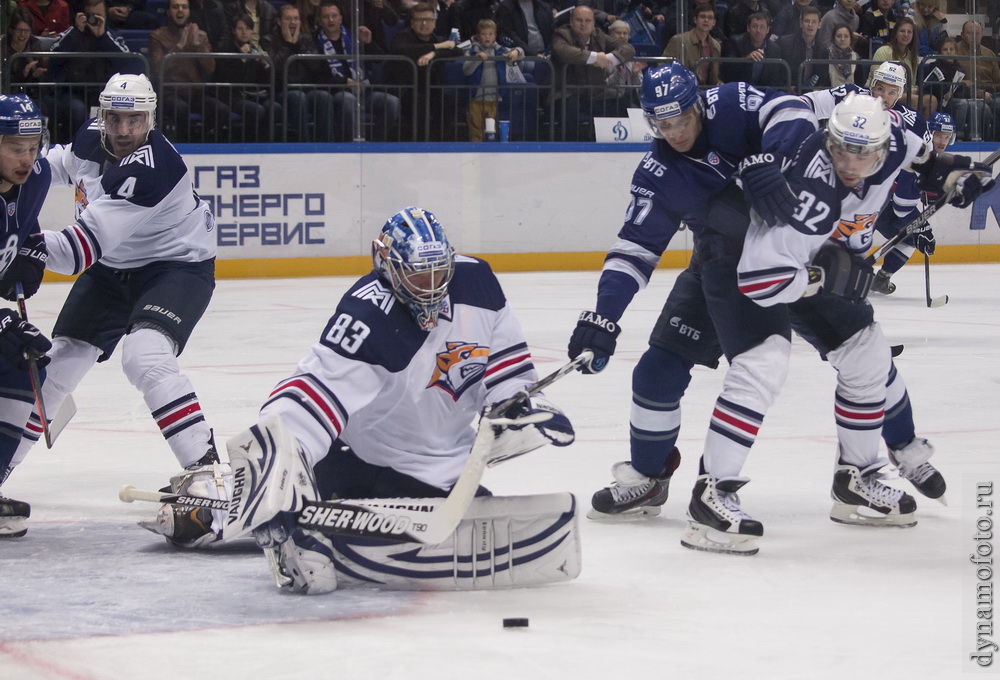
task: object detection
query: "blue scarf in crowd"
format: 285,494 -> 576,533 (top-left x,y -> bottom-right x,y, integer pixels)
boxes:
317,25 -> 361,80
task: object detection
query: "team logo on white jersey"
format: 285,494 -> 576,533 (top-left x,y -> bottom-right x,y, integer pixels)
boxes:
427,341 -> 489,401
804,152 -> 836,186
121,146 -> 154,168
352,279 -> 395,313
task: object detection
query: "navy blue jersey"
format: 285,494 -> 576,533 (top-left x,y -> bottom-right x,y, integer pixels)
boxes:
595,83 -> 819,321
0,158 -> 50,277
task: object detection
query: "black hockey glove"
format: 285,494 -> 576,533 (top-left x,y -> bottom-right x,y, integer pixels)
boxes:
568,311 -> 621,374
0,234 -> 47,301
912,152 -> 996,207
737,152 -> 799,227
0,308 -> 51,370
805,242 -> 874,303
949,171 -> 995,209
912,224 -> 936,255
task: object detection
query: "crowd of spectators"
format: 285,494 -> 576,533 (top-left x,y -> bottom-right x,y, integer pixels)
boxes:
3,0 -> 1000,141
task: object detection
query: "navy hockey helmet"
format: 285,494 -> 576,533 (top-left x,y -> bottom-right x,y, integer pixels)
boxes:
928,111 -> 956,148
373,207 -> 455,330
639,63 -> 701,123
0,93 -> 48,150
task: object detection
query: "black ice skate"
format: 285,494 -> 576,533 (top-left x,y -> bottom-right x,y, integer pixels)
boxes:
588,448 -> 681,520
871,270 -> 896,295
831,458 -> 917,527
0,494 -> 30,538
681,473 -> 763,556
889,437 -> 947,504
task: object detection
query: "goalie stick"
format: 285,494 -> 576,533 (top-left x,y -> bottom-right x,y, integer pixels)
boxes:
924,251 -> 948,308
124,351 -> 594,546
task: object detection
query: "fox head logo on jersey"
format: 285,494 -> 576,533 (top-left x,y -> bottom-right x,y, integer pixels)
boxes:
427,342 -> 490,401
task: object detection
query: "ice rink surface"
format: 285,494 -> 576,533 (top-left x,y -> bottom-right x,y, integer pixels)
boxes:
1,263 -> 998,680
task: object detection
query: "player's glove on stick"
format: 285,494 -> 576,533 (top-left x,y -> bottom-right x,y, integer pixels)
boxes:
737,152 -> 799,227
912,224 -> 936,255
568,311 -> 620,374
913,152 -> 996,207
0,234 -> 47,301
805,242 -> 874,303
0,308 -> 51,370
497,395 -> 575,446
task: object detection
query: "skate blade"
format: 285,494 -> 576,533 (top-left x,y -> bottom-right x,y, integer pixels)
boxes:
0,516 -> 27,538
586,505 -> 662,521
680,521 -> 759,556
829,503 -> 917,528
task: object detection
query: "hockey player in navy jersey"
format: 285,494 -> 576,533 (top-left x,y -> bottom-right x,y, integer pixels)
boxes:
4,73 -> 223,545
0,94 -> 56,538
738,93 -> 992,529
209,208 -> 575,594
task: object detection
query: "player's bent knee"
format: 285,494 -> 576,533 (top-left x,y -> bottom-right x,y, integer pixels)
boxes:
726,335 -> 791,404
121,327 -> 180,391
827,323 -> 891,391
633,346 -> 694,402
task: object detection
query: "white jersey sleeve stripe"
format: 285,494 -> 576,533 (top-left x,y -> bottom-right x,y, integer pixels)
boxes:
266,375 -> 346,441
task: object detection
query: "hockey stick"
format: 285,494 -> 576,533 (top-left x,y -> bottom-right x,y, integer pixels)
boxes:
924,251 -> 949,308
128,351 -> 593,545
14,283 -> 50,448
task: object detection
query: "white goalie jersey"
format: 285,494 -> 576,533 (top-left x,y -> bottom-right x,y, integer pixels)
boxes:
43,121 -> 216,274
260,256 -> 539,490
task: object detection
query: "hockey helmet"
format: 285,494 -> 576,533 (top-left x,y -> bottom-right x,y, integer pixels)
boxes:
640,63 -> 701,123
867,62 -> 908,108
825,93 -> 892,184
0,93 -> 48,155
372,207 -> 455,330
99,73 -> 156,155
928,111 -> 956,149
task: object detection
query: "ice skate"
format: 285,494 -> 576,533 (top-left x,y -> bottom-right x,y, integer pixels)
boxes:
587,448 -> 681,520
149,435 -> 231,547
681,474 -> 763,556
0,494 -> 29,538
272,528 -> 338,595
889,437 -> 947,504
831,458 -> 917,527
870,270 -> 896,295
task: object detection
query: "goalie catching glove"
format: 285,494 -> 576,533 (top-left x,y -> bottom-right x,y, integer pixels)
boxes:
568,311 -> 620,374
485,394 -> 575,466
737,152 -> 799,227
912,152 -> 996,208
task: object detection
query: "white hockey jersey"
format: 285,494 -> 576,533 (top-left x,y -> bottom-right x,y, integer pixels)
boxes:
737,114 -> 926,305
43,121 -> 216,274
260,256 -> 539,490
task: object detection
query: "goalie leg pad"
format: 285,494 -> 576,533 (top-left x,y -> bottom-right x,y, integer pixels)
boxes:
328,492 -> 581,591
273,528 -> 338,595
223,414 -> 318,541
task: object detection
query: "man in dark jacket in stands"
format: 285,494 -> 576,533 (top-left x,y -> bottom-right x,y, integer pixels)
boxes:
721,11 -> 785,86
496,0 -> 554,58
775,5 -> 829,91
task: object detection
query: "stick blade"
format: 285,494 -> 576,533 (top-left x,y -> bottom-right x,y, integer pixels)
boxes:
929,295 -> 949,308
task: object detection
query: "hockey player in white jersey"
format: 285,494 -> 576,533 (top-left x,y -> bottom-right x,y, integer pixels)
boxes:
4,73 -> 223,545
213,208 -> 576,594
737,94 -> 992,530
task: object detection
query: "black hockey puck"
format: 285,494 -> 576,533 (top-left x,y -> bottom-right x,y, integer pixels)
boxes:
503,618 -> 529,628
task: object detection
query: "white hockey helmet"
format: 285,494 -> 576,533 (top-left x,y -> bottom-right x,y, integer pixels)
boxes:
867,62 -> 907,108
825,93 -> 892,183
98,73 -> 156,152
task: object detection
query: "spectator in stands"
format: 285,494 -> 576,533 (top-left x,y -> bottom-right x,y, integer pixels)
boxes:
189,0 -> 227,49
770,0 -> 814,38
956,19 -> 1000,139
775,5 -> 827,91
150,0 -> 231,141
858,0 -> 897,55
495,0 -> 554,60
216,12 -> 275,141
386,1 -> 463,140
463,18 -> 523,141
434,0 -> 458,39
662,2 -> 720,86
724,0 -> 771,39
827,22 -> 859,85
5,7 -> 47,83
47,0 -> 137,142
224,0 -> 275,47
817,0 -> 859,54
263,3 -> 336,141
347,0 -> 401,53
872,17 -> 934,115
721,11 -> 784,86
923,36 -> 974,138
315,0 -> 400,140
19,0 -> 70,36
295,0 -> 320,31
105,0 -> 159,30
552,4 -> 634,140
912,0 -> 946,56
605,20 -> 644,103
556,0 -> 616,31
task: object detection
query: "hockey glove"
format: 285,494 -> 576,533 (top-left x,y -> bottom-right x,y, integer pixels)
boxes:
568,311 -> 620,374
912,224 -> 936,255
807,242 -> 874,303
948,170 -> 995,209
912,152 -> 995,207
500,395 -> 575,446
737,153 -> 799,227
0,234 -> 47,301
0,308 -> 51,370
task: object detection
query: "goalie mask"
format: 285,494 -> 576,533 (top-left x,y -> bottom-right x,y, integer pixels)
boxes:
639,63 -> 703,151
825,93 -> 892,187
373,207 -> 455,330
98,73 -> 157,158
